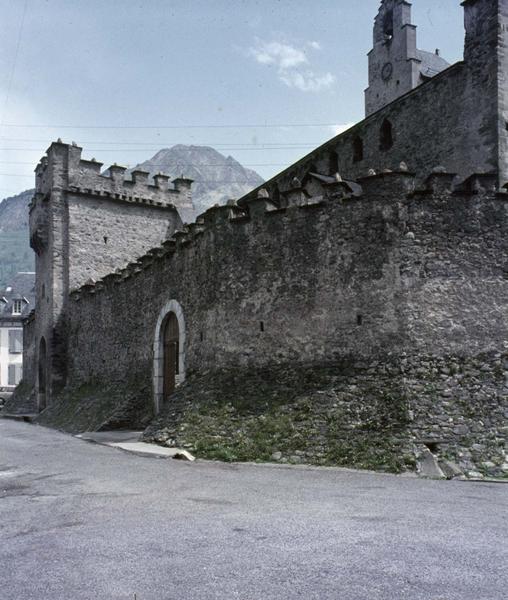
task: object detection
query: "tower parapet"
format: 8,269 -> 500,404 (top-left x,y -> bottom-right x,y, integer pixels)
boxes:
34,140 -> 193,211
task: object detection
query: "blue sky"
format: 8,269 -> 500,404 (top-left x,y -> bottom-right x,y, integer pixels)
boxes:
0,0 -> 464,198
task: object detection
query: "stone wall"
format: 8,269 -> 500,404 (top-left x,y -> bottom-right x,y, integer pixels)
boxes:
40,171 -> 508,475
141,353 -> 507,478
66,173 -> 508,377
66,193 -> 180,290
242,0 -> 507,200
251,63 -> 496,198
496,0 -> 508,187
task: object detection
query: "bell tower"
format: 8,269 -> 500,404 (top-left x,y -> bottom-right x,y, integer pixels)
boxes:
365,1 -> 449,116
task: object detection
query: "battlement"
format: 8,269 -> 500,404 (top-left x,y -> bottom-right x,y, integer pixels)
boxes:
34,140 -> 193,210
68,168 -> 507,301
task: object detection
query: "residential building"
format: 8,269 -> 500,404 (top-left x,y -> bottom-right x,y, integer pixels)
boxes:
0,272 -> 35,402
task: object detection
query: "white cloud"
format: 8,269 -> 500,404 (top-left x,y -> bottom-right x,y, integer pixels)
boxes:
248,38 -> 335,93
329,122 -> 355,136
249,41 -> 308,70
280,71 -> 336,93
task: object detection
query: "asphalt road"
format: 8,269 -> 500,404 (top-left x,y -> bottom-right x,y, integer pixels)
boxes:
0,420 -> 506,600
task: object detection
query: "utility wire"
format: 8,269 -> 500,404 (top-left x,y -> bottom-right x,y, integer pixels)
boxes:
0,137 -> 322,147
0,174 -> 274,184
0,161 -> 291,167
0,146 -> 315,153
0,121 -> 345,130
0,0 -> 28,128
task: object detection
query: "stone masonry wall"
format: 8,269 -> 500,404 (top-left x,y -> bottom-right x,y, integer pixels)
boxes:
66,193 -> 180,290
141,353 -> 507,478
67,173 -> 508,379
71,173 -> 508,376
248,64 -> 496,200
44,171 -> 508,475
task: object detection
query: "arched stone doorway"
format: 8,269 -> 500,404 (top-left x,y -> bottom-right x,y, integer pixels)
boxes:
153,300 -> 186,414
162,312 -> 179,400
38,337 -> 47,411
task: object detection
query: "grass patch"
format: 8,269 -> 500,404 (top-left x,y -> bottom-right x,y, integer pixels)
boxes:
36,373 -> 153,433
145,365 -> 414,473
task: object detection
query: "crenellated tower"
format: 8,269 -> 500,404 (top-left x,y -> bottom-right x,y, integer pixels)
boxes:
29,140 -> 189,409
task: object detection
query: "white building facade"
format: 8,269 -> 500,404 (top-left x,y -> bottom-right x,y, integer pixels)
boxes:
0,272 -> 35,402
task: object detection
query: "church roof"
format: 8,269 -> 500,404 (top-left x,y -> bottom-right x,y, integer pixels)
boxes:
417,49 -> 450,79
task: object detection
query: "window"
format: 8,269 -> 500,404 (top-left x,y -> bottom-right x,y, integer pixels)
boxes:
329,149 -> 340,174
8,364 -> 22,386
8,330 -> 23,354
353,137 -> 364,163
12,299 -> 22,315
380,119 -> 394,151
383,9 -> 394,40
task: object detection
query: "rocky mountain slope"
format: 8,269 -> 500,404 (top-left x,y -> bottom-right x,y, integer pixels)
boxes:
133,145 -> 264,218
0,190 -> 34,288
0,189 -> 33,233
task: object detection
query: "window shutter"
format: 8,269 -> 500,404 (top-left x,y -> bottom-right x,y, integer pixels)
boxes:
8,330 -> 22,353
15,330 -> 22,353
16,364 -> 22,385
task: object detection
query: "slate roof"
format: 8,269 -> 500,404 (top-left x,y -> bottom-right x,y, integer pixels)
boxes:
0,272 -> 35,322
417,49 -> 450,79
307,172 -> 363,197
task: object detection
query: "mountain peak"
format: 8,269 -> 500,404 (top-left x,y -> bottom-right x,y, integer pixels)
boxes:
133,144 -> 264,217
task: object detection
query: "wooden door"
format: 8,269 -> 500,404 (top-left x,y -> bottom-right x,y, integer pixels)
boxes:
163,313 -> 179,401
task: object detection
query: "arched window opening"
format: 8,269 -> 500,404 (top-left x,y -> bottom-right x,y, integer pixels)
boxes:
329,149 -> 340,174
353,137 -> 364,163
380,119 -> 394,151
383,9 -> 394,41
272,186 -> 281,205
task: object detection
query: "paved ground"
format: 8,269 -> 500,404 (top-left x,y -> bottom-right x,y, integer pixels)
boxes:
0,420 -> 506,600
76,430 -> 195,460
